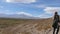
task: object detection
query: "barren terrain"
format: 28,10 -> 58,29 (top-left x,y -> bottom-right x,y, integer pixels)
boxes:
0,18 -> 60,34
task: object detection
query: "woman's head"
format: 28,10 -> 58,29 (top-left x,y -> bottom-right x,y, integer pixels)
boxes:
54,12 -> 58,15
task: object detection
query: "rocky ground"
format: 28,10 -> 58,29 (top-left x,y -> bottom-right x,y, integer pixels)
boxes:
0,18 -> 60,34
0,22 -> 60,34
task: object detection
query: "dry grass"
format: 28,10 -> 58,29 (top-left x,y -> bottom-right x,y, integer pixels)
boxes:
0,18 -> 53,29
0,18 -> 53,34
0,18 -> 33,28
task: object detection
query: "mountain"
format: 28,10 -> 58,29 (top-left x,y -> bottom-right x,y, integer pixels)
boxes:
0,14 -> 40,19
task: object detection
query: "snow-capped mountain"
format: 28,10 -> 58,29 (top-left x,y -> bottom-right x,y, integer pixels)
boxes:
0,14 -> 40,19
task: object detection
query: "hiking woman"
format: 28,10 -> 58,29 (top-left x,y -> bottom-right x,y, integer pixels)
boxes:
52,12 -> 59,34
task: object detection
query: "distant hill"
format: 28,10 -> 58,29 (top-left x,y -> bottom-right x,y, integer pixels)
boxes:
0,14 -> 41,19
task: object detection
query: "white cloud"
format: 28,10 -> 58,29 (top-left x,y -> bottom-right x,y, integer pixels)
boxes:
35,4 -> 46,8
16,12 -> 33,16
38,13 -> 52,18
42,7 -> 60,18
0,11 -> 33,16
0,9 -> 33,16
0,10 -> 14,14
6,0 -> 36,4
44,7 -> 60,14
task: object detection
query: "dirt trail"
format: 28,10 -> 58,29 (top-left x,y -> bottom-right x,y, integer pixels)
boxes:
1,23 -> 60,34
48,28 -> 60,34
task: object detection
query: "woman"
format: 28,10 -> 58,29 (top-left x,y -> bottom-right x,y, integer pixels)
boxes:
52,12 -> 59,34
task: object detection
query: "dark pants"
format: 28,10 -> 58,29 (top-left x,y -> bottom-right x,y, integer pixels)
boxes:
53,26 -> 59,34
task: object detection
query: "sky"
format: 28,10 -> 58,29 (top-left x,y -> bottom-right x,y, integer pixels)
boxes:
0,0 -> 60,18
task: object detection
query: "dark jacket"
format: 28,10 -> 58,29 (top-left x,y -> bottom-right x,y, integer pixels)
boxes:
52,15 -> 59,28
54,15 -> 59,21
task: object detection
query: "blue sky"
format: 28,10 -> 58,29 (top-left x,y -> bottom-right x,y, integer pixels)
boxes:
0,0 -> 60,18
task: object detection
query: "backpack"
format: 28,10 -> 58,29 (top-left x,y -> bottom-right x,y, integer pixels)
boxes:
52,15 -> 60,28
52,20 -> 58,28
